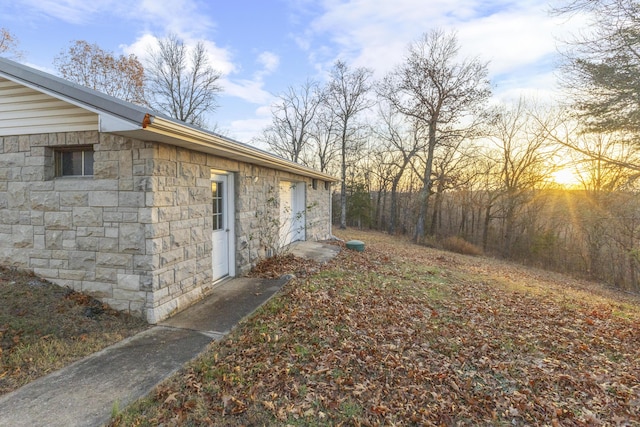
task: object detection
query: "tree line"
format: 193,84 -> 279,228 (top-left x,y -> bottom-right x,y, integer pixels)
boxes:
256,0 -> 640,292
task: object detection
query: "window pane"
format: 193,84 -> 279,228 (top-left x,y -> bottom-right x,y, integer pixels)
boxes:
83,150 -> 94,175
218,182 -> 223,229
62,151 -> 83,175
57,149 -> 93,177
212,181 -> 224,231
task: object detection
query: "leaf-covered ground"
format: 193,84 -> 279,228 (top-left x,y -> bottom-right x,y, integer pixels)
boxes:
111,230 -> 640,426
0,267 -> 148,395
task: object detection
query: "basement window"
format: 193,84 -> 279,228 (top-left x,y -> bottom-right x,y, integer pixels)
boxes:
54,147 -> 94,177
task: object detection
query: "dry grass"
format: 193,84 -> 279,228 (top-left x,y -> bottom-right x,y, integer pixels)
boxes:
110,229 -> 640,426
0,267 -> 148,395
440,235 -> 483,256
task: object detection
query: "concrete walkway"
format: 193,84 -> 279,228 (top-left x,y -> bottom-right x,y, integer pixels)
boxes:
0,241 -> 339,427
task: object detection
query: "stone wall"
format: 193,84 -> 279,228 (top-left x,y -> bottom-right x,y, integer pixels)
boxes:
0,131 -> 153,316
0,131 -> 333,323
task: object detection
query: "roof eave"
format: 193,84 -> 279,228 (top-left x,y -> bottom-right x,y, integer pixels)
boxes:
138,117 -> 339,182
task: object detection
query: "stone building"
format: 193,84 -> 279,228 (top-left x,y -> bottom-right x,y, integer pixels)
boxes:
0,58 -> 336,323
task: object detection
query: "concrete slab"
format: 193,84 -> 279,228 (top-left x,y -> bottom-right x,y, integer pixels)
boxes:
289,240 -> 341,264
0,327 -> 212,427
160,277 -> 288,336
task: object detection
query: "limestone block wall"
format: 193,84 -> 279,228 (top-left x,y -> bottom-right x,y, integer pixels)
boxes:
231,164 -> 332,274
305,180 -> 332,241
143,144 -> 214,322
131,145 -> 333,321
0,131 -> 153,317
0,131 -> 333,323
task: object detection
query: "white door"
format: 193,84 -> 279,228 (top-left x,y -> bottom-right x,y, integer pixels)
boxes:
279,181 -> 294,248
279,181 -> 306,248
211,173 -> 234,281
292,182 -> 306,242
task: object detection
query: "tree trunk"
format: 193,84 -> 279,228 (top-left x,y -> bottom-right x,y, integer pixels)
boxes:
375,187 -> 383,229
389,178 -> 400,234
414,122 -> 436,243
482,203 -> 492,251
502,201 -> 516,257
460,204 -> 468,236
339,141 -> 347,229
430,180 -> 444,237
414,187 -> 428,242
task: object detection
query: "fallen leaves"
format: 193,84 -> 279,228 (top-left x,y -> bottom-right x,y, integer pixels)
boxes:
111,230 -> 640,426
221,394 -> 246,415
247,253 -> 320,279
0,267 -> 147,395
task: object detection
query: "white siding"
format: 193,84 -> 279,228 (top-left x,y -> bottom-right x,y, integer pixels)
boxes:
0,77 -> 98,135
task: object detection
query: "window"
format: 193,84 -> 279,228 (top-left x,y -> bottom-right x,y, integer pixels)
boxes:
55,147 -> 94,177
212,180 -> 224,231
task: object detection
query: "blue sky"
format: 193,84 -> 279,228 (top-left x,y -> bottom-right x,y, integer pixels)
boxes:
1,0 -> 583,144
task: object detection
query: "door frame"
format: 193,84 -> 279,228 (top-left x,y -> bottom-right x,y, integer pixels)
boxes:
279,180 -> 306,247
211,171 -> 236,281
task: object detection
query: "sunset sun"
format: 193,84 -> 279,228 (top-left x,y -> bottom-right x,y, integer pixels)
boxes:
551,168 -> 581,188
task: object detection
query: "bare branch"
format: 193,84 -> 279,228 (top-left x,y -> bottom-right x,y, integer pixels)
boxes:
146,34 -> 222,128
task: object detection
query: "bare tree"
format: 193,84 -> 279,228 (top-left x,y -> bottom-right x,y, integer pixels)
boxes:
537,107 -> 640,174
378,29 -> 491,242
325,60 -> 374,229
556,131 -> 640,280
568,132 -> 640,192
365,143 -> 395,229
146,34 -> 222,128
295,102 -> 342,175
0,28 -> 22,59
428,134 -> 478,237
261,79 -> 324,163
485,99 -> 557,256
373,103 -> 425,234
54,40 -> 145,104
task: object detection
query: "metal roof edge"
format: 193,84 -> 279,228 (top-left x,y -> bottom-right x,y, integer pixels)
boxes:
147,117 -> 339,182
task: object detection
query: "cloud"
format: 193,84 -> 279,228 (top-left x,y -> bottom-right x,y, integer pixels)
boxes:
136,0 -> 216,38
257,51 -> 280,75
11,0 -> 128,24
12,0 -> 216,39
120,33 -> 158,59
221,78 -> 274,105
250,51 -> 281,83
455,7 -> 563,75
214,50 -> 281,106
122,34 -> 236,76
199,40 -> 236,75
298,0 -> 571,99
227,116 -> 273,147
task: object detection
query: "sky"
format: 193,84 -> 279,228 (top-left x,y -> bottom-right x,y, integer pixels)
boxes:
1,0 -> 584,145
